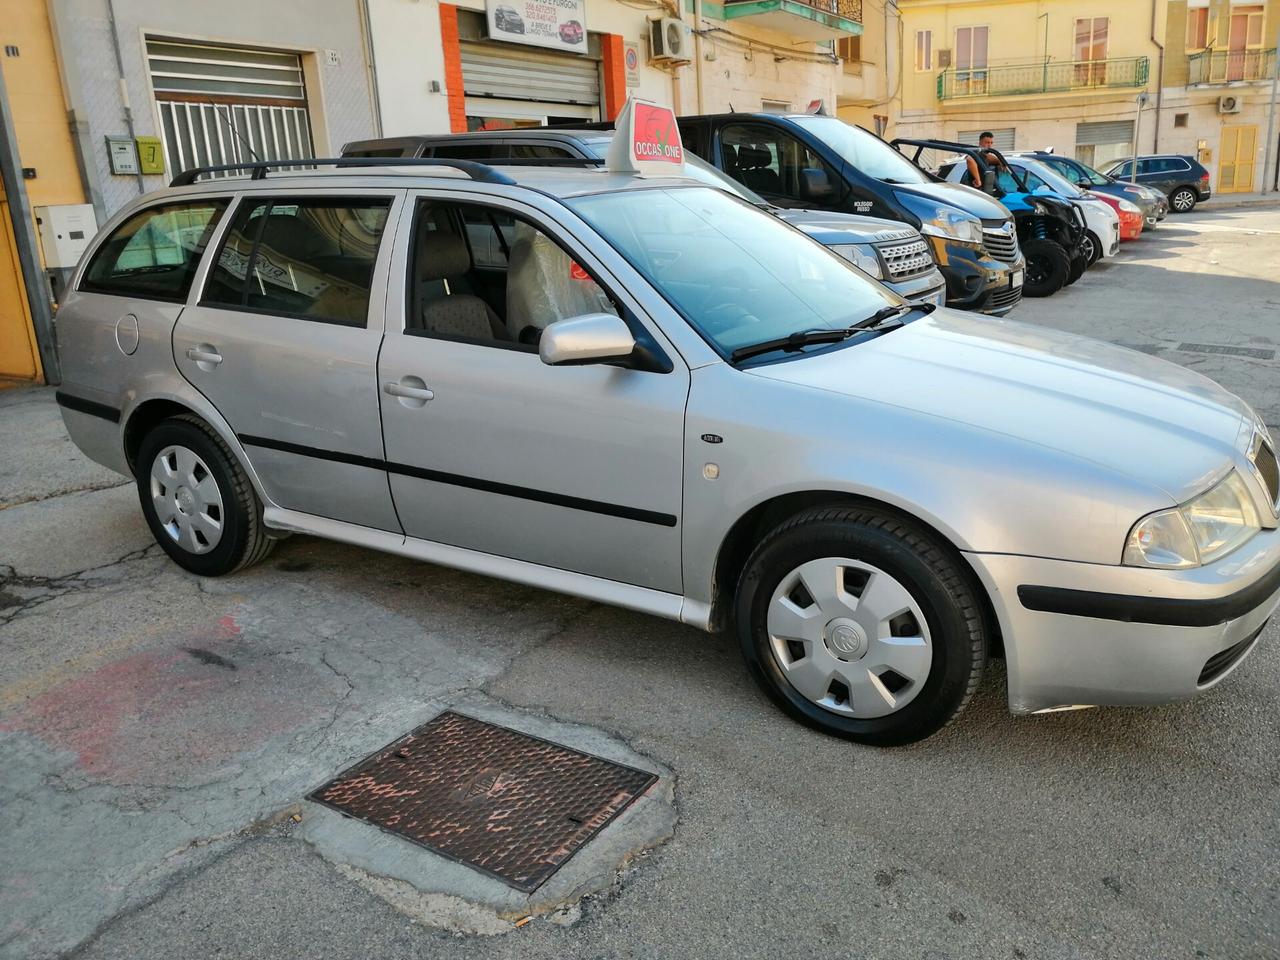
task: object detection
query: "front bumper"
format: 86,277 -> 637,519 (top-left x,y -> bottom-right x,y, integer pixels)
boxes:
885,267 -> 948,307
928,236 -> 1022,316
966,526 -> 1280,714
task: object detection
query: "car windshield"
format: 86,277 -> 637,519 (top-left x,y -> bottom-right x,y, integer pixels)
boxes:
1013,159 -> 1084,197
568,186 -> 896,358
1065,160 -> 1111,186
790,116 -> 930,185
580,138 -> 769,205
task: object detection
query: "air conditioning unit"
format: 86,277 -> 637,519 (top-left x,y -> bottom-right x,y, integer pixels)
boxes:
937,48 -> 952,68
1219,94 -> 1241,114
650,17 -> 691,63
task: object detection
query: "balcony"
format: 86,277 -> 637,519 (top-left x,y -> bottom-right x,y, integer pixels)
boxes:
936,56 -> 1149,101
722,0 -> 861,42
1188,48 -> 1276,84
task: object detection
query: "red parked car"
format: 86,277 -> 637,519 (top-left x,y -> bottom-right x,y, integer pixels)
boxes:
1090,191 -> 1144,242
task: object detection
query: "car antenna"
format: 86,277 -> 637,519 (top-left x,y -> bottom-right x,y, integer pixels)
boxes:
214,104 -> 260,161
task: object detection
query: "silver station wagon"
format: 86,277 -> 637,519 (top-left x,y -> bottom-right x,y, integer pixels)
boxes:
56,157 -> 1279,745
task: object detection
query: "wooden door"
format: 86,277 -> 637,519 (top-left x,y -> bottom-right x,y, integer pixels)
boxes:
0,180 -> 41,381
1219,125 -> 1257,194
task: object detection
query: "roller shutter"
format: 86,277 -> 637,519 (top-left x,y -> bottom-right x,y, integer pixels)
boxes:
1075,120 -> 1134,146
460,42 -> 600,106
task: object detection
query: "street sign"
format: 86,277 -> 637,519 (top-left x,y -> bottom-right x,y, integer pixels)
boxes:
625,41 -> 640,88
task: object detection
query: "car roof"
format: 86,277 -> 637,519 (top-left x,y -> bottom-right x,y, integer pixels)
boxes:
344,128 -> 613,149
158,163 -> 711,201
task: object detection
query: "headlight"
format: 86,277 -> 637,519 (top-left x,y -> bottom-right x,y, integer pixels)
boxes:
1124,471 -> 1261,568
831,244 -> 882,279
1118,198 -> 1141,214
894,191 -> 983,246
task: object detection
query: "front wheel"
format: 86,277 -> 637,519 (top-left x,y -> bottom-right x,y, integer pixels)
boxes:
1020,238 -> 1071,297
734,505 -> 988,747
136,415 -> 274,576
1170,187 -> 1198,213
1081,230 -> 1103,266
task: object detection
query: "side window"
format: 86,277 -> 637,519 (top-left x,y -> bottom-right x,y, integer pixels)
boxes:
81,199 -> 228,301
202,197 -> 391,326
430,143 -> 502,160
719,124 -> 842,207
1136,159 -> 1155,175
1113,161 -> 1134,177
407,199 -> 618,349
996,170 -> 1021,193
1022,169 -> 1050,192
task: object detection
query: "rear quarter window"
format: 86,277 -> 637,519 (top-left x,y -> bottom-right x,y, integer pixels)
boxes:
80,199 -> 228,302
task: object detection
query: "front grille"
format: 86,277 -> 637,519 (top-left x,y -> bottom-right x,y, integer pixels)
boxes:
1198,621 -> 1267,685
982,228 -> 1019,263
875,237 -> 934,280
1253,439 -> 1279,508
986,282 -> 1022,313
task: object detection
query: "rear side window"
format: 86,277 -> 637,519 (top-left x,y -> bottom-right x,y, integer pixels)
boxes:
202,197 -> 392,327
80,199 -> 228,301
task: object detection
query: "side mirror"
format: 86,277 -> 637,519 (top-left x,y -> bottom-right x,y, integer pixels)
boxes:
539,313 -> 636,366
801,167 -> 835,201
1076,176 -> 1091,187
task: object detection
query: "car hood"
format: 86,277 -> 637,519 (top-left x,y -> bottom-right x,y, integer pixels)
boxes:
746,311 -> 1252,504
889,179 -> 1013,222
774,208 -> 921,245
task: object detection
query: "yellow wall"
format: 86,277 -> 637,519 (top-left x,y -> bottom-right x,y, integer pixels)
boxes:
896,0 -> 1163,114
1,0 -> 85,381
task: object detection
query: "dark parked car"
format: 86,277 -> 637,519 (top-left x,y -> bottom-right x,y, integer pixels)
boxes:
1012,151 -> 1168,228
1103,155 -> 1211,213
493,5 -> 524,34
559,19 -> 584,44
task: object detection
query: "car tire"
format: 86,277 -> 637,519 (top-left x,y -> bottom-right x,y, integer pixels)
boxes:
1020,238 -> 1071,297
136,414 -> 275,577
1082,230 -> 1103,266
1170,187 -> 1198,213
734,504 -> 988,747
1066,251 -> 1087,285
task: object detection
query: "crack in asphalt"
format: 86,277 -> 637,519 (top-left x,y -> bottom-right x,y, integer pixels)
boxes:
0,477 -> 133,512
0,544 -> 161,626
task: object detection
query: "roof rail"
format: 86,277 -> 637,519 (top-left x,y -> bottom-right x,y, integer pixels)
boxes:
487,157 -> 605,167
169,156 -> 518,188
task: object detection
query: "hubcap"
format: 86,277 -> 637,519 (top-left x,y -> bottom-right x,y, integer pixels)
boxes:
1081,234 -> 1096,261
150,445 -> 224,554
766,557 -> 932,719
1174,191 -> 1194,211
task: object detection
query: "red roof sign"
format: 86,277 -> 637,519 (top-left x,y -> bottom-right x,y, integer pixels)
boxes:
605,97 -> 685,176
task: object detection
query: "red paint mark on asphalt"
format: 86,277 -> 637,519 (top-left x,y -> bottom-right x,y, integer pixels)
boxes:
0,614 -> 331,784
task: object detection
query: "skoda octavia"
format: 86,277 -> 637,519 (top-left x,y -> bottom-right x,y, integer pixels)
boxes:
55,157 -> 1278,745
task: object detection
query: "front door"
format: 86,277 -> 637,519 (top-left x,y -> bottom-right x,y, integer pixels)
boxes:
173,190 -> 404,532
0,184 -> 40,381
377,192 -> 688,593
1220,126 -> 1258,193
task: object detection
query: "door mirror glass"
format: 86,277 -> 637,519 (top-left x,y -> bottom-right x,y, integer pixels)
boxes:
539,313 -> 636,366
801,167 -> 835,201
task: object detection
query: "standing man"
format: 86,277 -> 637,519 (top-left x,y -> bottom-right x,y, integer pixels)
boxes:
965,131 -> 1007,193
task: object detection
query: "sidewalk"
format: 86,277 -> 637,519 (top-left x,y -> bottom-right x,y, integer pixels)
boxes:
1201,190 -> 1280,209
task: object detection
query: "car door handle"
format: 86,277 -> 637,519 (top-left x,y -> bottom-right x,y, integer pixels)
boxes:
384,380 -> 434,402
186,346 -> 223,365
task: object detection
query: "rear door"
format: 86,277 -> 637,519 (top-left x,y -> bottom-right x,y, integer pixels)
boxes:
174,189 -> 405,532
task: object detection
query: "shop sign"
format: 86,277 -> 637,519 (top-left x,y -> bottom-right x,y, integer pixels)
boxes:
486,0 -> 588,54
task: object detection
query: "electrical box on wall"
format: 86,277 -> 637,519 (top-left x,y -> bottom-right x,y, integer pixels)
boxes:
35,204 -> 99,269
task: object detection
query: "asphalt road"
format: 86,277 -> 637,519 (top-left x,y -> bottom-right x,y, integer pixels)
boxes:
2,204 -> 1278,960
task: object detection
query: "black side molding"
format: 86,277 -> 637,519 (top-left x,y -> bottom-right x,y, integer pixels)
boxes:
55,391 -> 121,424
1018,560 -> 1280,628
238,433 -> 678,528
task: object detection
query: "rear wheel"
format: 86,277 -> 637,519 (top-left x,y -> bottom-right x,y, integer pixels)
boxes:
734,505 -> 988,747
1170,187 -> 1198,213
1021,238 -> 1071,297
136,415 -> 274,576
1066,251 -> 1087,285
1081,230 -> 1103,266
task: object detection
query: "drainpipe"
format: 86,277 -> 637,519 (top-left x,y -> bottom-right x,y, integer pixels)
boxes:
1150,0 -> 1164,152
105,0 -> 144,195
692,0 -> 705,113
358,0 -> 385,137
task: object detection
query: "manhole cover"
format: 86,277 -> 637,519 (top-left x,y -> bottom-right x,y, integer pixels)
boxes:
308,711 -> 657,892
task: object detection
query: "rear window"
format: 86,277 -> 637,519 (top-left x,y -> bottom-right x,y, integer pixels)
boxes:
80,200 -> 228,302
201,197 -> 392,327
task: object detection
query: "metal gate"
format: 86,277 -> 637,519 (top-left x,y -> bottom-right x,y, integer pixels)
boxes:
1074,120 -> 1134,169
147,39 -> 315,178
460,42 -> 600,106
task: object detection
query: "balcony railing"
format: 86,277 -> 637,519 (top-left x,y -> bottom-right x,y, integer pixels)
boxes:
724,0 -> 862,22
937,56 -> 1149,100
1188,48 -> 1276,84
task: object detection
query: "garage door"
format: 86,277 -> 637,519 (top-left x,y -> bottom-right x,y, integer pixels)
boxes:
958,128 -> 1015,151
147,38 -> 315,178
1075,120 -> 1133,169
460,42 -> 600,106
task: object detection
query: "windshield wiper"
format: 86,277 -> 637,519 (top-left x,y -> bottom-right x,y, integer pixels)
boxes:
730,302 -> 936,363
850,301 -> 936,330
730,328 -> 854,363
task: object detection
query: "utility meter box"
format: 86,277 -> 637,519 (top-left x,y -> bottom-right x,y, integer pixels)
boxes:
35,204 -> 98,269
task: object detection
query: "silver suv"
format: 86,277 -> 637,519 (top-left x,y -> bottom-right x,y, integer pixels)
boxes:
56,157 -> 1279,745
